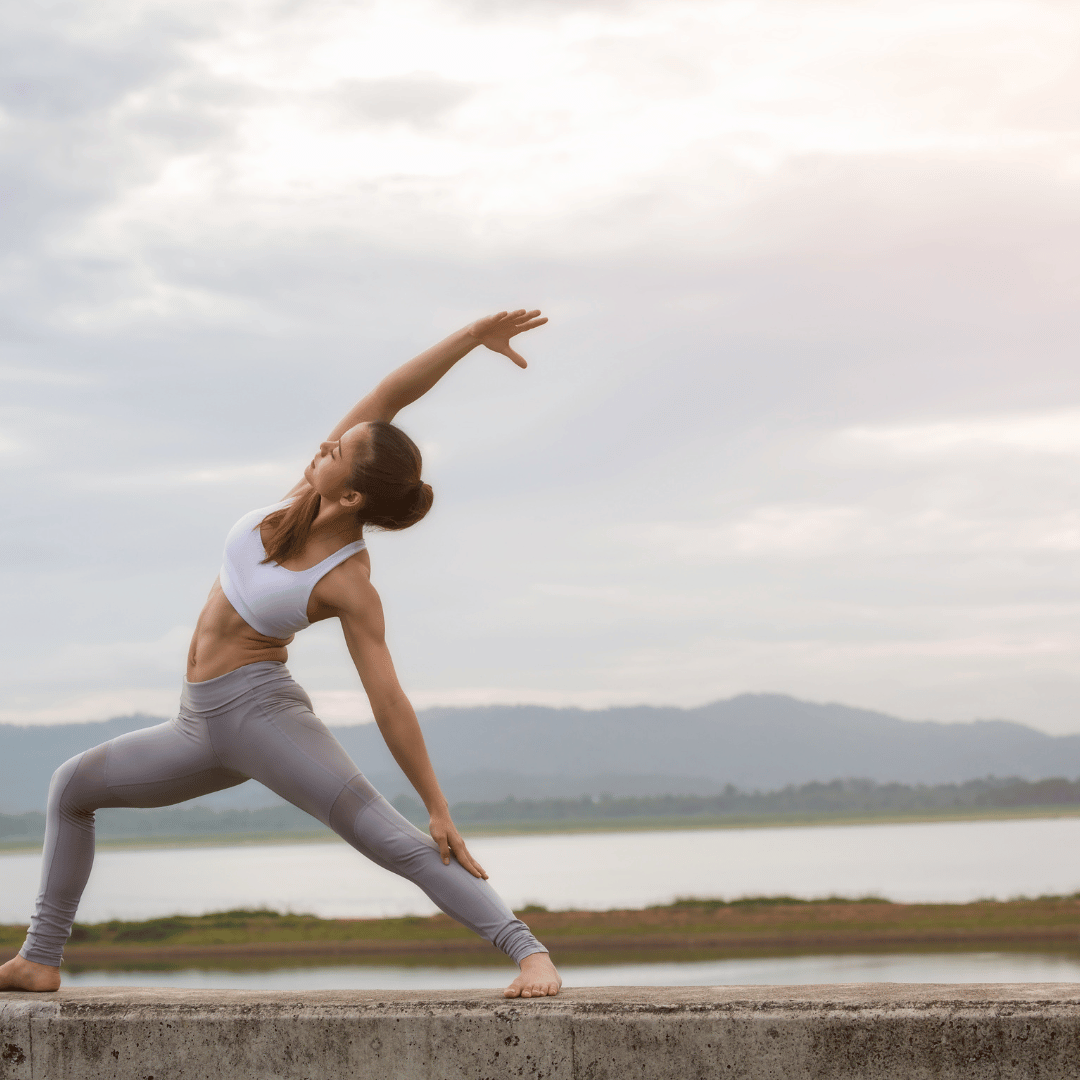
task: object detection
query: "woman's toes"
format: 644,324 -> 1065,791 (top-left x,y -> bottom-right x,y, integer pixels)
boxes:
503,957 -> 561,999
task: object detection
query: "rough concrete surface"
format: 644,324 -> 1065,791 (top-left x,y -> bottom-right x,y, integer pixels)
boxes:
3,984 -> 1080,1079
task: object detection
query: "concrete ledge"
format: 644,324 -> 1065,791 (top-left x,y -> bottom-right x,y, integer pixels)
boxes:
3,984 -> 1080,1079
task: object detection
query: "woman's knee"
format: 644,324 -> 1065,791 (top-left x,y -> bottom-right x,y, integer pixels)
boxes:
46,756 -> 85,816
47,745 -> 108,818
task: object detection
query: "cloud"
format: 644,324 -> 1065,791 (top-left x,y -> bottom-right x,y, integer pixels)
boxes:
329,75 -> 475,128
4,0 -> 1080,737
0,365 -> 95,387
77,460 -> 297,491
0,689 -> 180,726
20,0 -> 1074,270
835,410 -> 1080,459
625,505 -> 1080,562
0,625 -> 193,724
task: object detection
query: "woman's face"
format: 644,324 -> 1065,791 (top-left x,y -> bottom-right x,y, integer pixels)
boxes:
304,423 -> 371,502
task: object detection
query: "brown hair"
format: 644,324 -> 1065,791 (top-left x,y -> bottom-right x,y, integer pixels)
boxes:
261,422 -> 433,565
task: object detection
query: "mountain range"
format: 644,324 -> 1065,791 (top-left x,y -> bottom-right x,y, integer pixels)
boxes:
3,694 -> 1080,813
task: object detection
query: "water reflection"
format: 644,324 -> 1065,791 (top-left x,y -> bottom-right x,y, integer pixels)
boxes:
59,951 -> 1080,990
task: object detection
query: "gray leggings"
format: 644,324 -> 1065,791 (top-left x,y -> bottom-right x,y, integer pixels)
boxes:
20,662 -> 546,968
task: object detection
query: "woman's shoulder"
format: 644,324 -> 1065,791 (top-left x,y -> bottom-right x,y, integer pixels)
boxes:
317,544 -> 371,585
309,547 -> 376,621
327,544 -> 372,581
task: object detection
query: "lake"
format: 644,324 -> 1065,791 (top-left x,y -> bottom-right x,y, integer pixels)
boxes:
56,951 -> 1080,990
4,816 -> 1080,925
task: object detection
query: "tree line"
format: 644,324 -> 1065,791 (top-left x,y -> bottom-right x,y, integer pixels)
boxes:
5,775 -> 1080,842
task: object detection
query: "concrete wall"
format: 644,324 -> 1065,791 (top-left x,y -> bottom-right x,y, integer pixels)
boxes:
3,984 -> 1080,1079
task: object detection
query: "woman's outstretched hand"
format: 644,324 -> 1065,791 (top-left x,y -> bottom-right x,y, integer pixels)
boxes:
430,813 -> 489,879
465,309 -> 548,369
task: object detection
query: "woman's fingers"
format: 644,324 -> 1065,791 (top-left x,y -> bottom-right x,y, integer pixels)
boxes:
451,840 -> 489,879
506,311 -> 544,332
494,309 -> 541,329
512,317 -> 547,334
438,827 -> 489,879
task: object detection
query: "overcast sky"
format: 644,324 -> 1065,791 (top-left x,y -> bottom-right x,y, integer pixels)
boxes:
4,0 -> 1080,732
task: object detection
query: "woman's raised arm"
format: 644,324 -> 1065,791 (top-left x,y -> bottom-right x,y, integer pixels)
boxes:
280,310 -> 547,500
324,309 -> 548,440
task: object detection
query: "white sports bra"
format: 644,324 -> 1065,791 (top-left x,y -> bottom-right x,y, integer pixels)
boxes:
219,499 -> 367,639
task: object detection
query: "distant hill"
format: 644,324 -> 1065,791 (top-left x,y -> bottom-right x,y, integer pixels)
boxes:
3,694 -> 1080,813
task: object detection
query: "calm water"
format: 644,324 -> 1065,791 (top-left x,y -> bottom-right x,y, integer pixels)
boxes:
58,953 -> 1080,990
4,816 -> 1080,924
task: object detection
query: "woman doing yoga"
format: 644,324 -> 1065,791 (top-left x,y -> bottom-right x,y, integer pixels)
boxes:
0,309 -> 562,999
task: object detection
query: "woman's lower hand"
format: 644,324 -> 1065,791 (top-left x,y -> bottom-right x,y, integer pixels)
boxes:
430,814 -> 488,879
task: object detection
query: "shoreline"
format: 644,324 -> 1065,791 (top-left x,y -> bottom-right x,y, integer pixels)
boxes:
5,896 -> 1080,972
4,804 -> 1080,855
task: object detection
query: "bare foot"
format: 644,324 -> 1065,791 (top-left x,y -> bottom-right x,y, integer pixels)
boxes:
504,952 -> 561,999
0,954 -> 61,992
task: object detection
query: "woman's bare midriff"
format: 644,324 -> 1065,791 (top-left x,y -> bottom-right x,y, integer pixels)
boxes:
186,578 -> 292,682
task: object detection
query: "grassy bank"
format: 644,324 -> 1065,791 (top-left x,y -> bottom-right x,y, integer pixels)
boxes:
4,802 -> 1080,855
4,895 -> 1080,971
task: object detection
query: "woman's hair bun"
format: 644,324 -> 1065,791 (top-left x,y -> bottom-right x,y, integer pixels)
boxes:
350,422 -> 434,532
408,481 -> 434,524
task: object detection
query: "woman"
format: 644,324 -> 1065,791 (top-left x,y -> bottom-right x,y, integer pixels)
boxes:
0,309 -> 562,999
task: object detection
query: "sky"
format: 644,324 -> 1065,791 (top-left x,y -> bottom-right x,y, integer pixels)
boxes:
3,0 -> 1080,732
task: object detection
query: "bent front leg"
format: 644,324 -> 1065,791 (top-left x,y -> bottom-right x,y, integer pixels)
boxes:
21,722 -> 247,967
